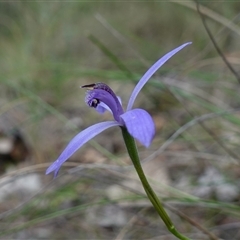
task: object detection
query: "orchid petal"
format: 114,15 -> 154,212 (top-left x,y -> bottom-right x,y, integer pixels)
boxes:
120,108 -> 155,147
86,89 -> 123,122
127,42 -> 192,110
117,96 -> 122,106
96,103 -> 108,114
96,96 -> 122,114
46,121 -> 120,177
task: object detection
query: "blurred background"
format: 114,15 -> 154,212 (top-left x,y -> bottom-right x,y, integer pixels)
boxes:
1,1 -> 240,239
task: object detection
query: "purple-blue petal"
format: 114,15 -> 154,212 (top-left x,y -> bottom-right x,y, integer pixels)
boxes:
127,42 -> 192,111
96,96 -> 122,114
96,103 -> 108,114
46,121 -> 120,177
120,109 -> 155,147
86,89 -> 124,122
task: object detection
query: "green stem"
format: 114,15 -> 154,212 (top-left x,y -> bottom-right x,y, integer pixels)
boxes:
121,127 -> 191,240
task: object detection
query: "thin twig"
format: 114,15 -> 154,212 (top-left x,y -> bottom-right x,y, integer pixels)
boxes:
166,204 -> 219,240
170,0 -> 240,36
87,170 -> 218,240
115,208 -> 146,240
143,108 -> 240,164
173,91 -> 240,162
196,1 -> 240,84
160,77 -> 229,109
95,13 -> 149,66
159,150 -> 237,165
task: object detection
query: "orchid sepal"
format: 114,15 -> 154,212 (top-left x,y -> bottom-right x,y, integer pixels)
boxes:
46,121 -> 120,177
120,108 -> 155,147
127,42 -> 192,111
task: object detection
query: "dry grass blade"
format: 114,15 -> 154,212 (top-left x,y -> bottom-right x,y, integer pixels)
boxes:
166,204 -> 219,240
195,1 -> 240,84
170,0 -> 240,36
143,108 -> 240,164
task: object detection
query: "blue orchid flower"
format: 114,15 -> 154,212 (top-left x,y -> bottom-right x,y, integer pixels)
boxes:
46,42 -> 191,177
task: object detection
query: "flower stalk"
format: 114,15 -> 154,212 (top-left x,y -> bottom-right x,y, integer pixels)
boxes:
46,42 -> 192,238
121,126 -> 190,240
